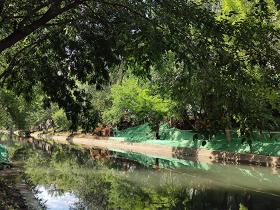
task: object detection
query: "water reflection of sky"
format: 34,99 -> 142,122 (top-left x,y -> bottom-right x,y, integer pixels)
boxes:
36,186 -> 80,210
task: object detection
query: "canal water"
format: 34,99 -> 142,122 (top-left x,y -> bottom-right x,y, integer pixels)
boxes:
0,134 -> 280,210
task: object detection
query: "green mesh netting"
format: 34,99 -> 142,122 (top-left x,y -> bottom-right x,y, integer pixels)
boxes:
0,144 -> 9,164
114,124 -> 280,156
115,123 -> 155,142
115,123 -> 197,142
159,124 -> 196,141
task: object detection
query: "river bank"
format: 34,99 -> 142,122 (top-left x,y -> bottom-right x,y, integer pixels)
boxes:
30,131 -> 280,168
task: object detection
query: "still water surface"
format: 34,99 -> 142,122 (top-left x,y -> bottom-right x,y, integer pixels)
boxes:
36,185 -> 80,210
1,135 -> 280,210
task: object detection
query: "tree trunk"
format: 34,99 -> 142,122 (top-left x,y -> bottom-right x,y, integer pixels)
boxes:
8,126 -> 13,145
156,131 -> 160,140
225,128 -> 232,143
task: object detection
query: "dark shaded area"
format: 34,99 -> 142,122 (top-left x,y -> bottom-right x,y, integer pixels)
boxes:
0,176 -> 28,210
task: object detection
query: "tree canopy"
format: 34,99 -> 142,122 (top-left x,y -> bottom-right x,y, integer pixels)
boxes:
0,0 -> 279,136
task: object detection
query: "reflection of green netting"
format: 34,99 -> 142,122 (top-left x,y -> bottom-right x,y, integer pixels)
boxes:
115,151 -> 211,170
115,123 -> 155,142
158,158 -> 211,170
0,144 -> 9,164
116,152 -> 155,167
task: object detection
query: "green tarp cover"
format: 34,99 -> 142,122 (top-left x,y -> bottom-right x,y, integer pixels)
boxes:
0,144 -> 9,164
115,124 -> 280,156
115,123 -> 155,142
159,124 -> 196,141
115,123 -> 196,142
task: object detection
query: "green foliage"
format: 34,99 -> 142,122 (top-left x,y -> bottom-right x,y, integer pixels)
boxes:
0,0 -> 279,138
239,203 -> 249,210
103,77 -> 174,131
218,0 -> 253,21
150,1 -> 280,136
0,106 -> 12,129
52,109 -> 70,131
0,89 -> 30,129
77,107 -> 100,132
89,87 -> 112,121
0,88 -> 63,130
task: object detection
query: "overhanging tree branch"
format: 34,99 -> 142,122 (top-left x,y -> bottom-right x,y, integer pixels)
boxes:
0,0 -> 84,54
0,29 -> 63,84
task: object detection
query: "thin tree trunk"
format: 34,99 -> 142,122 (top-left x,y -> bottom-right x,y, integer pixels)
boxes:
225,128 -> 232,143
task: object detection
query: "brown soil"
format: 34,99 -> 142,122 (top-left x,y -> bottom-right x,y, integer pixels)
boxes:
35,131 -> 106,139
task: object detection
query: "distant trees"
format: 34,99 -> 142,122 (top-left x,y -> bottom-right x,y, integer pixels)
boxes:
103,77 -> 174,137
0,89 -> 33,129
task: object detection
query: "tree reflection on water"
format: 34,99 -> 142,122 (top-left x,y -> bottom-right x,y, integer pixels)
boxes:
3,137 -> 280,210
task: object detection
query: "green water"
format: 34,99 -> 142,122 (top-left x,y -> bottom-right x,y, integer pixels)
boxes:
1,135 -> 280,210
